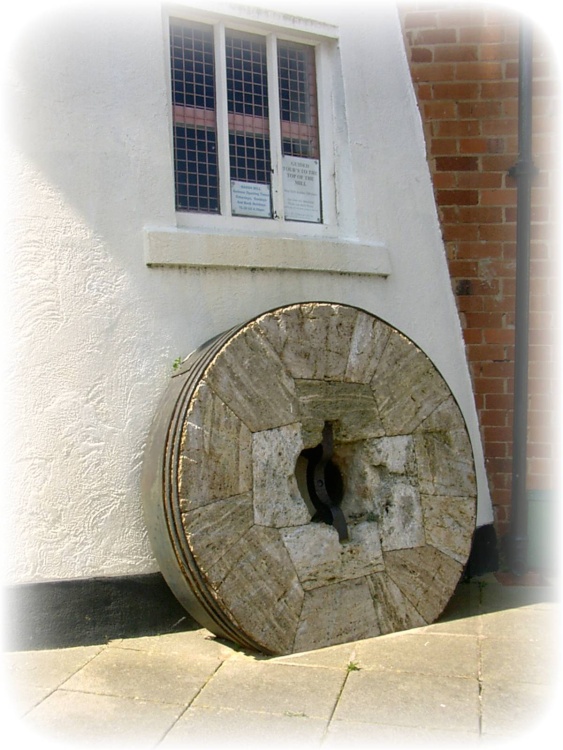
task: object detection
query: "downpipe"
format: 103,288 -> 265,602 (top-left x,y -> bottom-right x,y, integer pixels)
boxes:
505,17 -> 536,577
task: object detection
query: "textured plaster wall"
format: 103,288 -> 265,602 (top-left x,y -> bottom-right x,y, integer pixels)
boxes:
2,0 -> 492,584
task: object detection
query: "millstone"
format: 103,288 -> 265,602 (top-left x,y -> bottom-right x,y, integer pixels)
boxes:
142,302 -> 477,655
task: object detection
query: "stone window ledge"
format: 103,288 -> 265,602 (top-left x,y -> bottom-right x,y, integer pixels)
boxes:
144,229 -> 391,277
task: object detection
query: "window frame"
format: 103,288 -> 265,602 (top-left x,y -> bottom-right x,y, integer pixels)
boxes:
165,7 -> 338,237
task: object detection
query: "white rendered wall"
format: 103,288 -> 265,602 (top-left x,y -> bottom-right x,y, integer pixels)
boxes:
2,0 -> 492,585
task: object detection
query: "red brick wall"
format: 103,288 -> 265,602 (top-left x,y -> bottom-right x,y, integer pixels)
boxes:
398,3 -> 559,540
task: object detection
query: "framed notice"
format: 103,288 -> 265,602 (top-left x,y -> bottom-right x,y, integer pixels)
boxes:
282,156 -> 321,223
231,181 -> 272,218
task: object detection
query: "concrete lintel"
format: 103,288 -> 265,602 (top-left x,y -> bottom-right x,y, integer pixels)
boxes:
144,229 -> 391,277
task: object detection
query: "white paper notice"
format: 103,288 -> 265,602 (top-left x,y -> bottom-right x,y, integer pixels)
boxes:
231,181 -> 272,218
282,156 -> 321,223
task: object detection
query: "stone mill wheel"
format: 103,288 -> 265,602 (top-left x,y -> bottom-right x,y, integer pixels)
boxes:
142,302 -> 477,655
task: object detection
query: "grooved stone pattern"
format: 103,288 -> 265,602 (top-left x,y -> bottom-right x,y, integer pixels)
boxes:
160,303 -> 477,654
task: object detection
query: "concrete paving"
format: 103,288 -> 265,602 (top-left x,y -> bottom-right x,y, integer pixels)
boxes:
2,574 -> 560,749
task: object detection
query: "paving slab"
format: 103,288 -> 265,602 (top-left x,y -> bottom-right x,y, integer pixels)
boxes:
159,704 -> 328,749
421,614 -> 483,636
270,641 -> 358,669
479,602 -> 560,642
191,655 -> 346,719
2,645 -> 104,717
22,688 -> 184,748
480,679 -> 557,738
332,670 -> 480,733
480,625 -> 559,687
3,645 -> 103,691
61,643 -> 223,705
107,628 -> 235,662
354,631 -> 479,678
323,719 -> 480,748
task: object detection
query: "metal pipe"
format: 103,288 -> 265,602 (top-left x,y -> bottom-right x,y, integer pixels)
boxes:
506,17 -> 535,576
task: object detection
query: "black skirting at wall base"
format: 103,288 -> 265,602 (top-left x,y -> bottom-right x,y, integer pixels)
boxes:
463,523 -> 500,579
3,573 -> 198,652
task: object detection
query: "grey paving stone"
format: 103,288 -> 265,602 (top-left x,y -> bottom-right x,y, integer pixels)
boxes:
159,704 -> 327,749
332,670 -> 480,733
354,632 -> 480,678
22,688 -> 183,747
324,719 -> 479,748
192,657 -> 346,719
3,645 -> 104,720
108,628 -> 235,662
421,613 -> 482,636
480,635 -> 559,686
271,641 -> 358,669
4,684 -> 53,718
480,604 -> 560,643
62,643 -> 222,705
480,679 -> 556,737
3,645 -> 103,690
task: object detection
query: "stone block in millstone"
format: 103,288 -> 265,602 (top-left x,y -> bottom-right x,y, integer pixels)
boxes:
257,303 -> 358,381
368,572 -> 427,635
215,526 -> 304,655
331,436 -> 423,552
414,396 -> 477,497
371,333 -> 451,435
384,546 -> 463,623
413,431 -> 476,498
205,325 -> 299,432
417,395 -> 468,434
344,311 -> 392,383
421,494 -> 476,564
178,384 -> 252,510
281,521 -> 384,591
358,435 -> 418,475
295,380 -> 384,448
332,436 -> 417,514
182,493 -> 254,584
252,424 -> 310,528
378,482 -> 425,552
293,578 -> 379,653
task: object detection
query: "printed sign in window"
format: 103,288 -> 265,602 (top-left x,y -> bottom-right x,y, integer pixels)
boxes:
282,156 -> 321,223
231,181 -> 272,218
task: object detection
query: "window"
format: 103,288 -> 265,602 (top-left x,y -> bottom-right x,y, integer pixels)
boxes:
170,18 -> 323,224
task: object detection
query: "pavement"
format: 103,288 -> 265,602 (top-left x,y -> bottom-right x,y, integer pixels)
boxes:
2,573 -> 560,749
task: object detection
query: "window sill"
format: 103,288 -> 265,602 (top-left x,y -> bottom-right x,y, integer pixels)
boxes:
144,229 -> 391,277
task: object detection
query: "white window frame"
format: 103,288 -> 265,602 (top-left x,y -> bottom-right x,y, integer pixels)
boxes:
164,5 -> 339,239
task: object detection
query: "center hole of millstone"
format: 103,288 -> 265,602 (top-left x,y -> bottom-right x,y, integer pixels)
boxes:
294,422 -> 348,541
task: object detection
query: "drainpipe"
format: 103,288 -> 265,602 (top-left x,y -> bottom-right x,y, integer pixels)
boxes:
506,17 -> 535,577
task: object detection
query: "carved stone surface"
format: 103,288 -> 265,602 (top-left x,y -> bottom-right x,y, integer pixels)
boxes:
150,302 -> 477,655
204,325 -> 299,432
215,526 -> 304,655
371,333 -> 451,435
178,384 -> 252,511
252,424 -> 310,528
281,521 -> 384,591
296,380 -> 384,448
368,572 -> 427,635
421,494 -> 476,564
182,494 -> 254,584
293,578 -> 379,653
